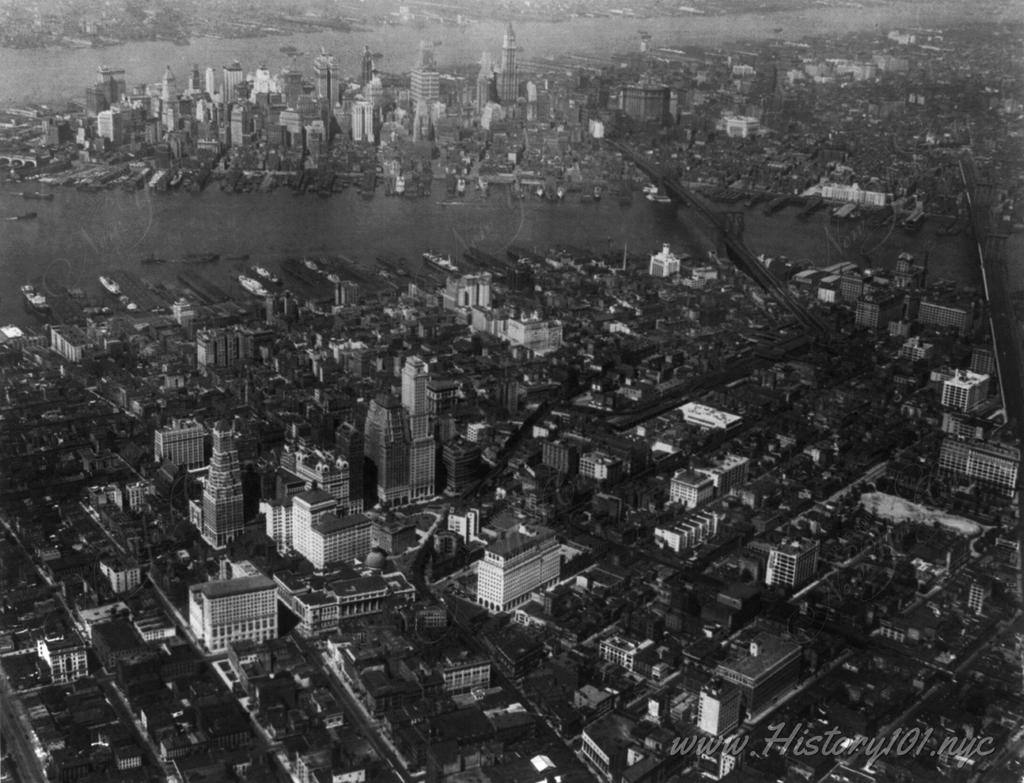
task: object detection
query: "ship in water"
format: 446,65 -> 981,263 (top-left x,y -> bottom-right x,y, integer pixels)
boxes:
303,258 -> 320,272
99,276 -> 121,295
326,273 -> 342,284
21,285 -> 51,316
22,192 -> 54,201
253,266 -> 280,285
423,250 -> 459,274
237,275 -> 268,297
7,212 -> 37,221
140,254 -> 166,264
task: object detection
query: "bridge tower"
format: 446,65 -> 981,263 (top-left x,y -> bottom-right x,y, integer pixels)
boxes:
723,211 -> 745,239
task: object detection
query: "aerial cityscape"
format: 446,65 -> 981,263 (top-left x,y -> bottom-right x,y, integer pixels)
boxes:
0,0 -> 1023,782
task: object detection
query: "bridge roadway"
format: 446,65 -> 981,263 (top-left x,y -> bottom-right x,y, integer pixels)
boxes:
605,139 -> 831,337
959,151 -> 1024,602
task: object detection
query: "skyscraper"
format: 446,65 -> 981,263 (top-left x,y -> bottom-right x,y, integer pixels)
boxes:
87,65 -> 126,116
313,47 -> 338,105
499,23 -> 518,104
476,52 -> 493,111
401,355 -> 429,417
401,356 -> 434,500
336,423 -> 365,513
188,63 -> 201,94
364,395 -> 411,506
222,60 -> 244,104
229,101 -> 250,147
361,45 -> 375,86
161,65 -> 178,132
352,101 -> 374,143
409,431 -> 436,501
280,68 -> 304,109
204,67 -> 216,97
410,41 -> 440,107
198,422 -> 245,548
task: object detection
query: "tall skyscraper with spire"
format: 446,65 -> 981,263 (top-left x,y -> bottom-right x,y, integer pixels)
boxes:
313,48 -> 338,104
499,23 -> 518,104
161,65 -> 177,132
198,422 -> 245,548
361,45 -> 375,86
364,395 -> 411,507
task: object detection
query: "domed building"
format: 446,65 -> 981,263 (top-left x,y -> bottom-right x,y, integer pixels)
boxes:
363,547 -> 389,572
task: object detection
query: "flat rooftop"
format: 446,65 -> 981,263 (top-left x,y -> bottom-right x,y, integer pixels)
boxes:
716,632 -> 800,681
193,574 -> 275,599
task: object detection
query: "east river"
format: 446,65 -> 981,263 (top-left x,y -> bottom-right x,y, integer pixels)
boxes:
0,176 -> 980,328
0,1 -> 1010,327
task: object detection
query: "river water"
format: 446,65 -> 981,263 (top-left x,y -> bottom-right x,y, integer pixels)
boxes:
0,2 -> 985,105
0,176 -> 981,328
0,1 -> 1002,327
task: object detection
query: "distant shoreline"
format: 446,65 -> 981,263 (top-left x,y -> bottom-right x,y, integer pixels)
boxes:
0,2 -> 1005,106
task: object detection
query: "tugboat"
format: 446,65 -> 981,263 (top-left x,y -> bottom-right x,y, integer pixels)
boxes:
99,276 -> 122,295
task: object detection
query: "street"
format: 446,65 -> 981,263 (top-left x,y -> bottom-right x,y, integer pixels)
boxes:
0,666 -> 45,783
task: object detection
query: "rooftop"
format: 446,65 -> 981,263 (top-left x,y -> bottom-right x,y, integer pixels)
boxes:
312,512 -> 370,535
193,574 -> 275,599
294,488 -> 336,506
716,632 -> 801,681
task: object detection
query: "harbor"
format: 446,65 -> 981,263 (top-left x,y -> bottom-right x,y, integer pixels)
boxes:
1,171 -> 980,331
